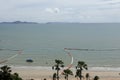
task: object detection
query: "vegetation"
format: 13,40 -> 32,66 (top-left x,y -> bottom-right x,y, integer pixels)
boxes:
53,73 -> 57,80
51,59 -> 100,80
52,59 -> 64,80
62,69 -> 73,80
0,65 -> 22,80
0,60 -> 100,80
93,76 -> 99,80
85,73 -> 90,80
75,61 -> 88,80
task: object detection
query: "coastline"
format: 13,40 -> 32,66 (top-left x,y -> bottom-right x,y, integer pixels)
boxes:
1,24 -> 120,80
11,66 -> 120,80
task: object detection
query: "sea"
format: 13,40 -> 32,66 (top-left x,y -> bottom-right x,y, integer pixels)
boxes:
0,23 -> 120,71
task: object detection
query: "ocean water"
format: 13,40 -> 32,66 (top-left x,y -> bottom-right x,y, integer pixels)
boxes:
0,23 -> 120,71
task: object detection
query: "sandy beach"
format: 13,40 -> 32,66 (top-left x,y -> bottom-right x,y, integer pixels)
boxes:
12,67 -> 120,80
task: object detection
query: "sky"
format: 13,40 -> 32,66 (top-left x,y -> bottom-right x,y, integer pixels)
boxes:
0,0 -> 120,23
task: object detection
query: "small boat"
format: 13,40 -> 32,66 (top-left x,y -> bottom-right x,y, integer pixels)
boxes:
26,58 -> 34,63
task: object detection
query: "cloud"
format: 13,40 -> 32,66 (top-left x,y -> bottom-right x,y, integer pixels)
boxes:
45,8 -> 60,13
0,0 -> 120,22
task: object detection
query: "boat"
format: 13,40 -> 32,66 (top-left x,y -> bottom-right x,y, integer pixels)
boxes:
26,58 -> 34,63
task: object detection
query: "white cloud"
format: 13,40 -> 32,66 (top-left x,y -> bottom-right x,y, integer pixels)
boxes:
45,8 -> 60,13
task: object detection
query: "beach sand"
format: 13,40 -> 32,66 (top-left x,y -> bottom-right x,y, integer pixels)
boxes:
12,67 -> 120,80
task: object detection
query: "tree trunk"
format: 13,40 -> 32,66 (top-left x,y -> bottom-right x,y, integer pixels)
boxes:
79,70 -> 82,80
66,75 -> 68,80
79,77 -> 82,80
57,70 -> 59,80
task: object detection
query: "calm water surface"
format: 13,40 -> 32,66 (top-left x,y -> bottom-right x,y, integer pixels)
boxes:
0,23 -> 120,71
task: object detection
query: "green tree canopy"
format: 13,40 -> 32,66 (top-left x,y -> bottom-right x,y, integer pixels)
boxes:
52,59 -> 64,80
63,69 -> 73,80
0,65 -> 22,80
75,61 -> 88,80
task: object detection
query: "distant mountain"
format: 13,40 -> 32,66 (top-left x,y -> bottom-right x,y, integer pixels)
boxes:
46,22 -> 80,24
0,21 -> 38,24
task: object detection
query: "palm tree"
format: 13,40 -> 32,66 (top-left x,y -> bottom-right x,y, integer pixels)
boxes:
0,65 -> 12,80
62,69 -> 73,80
93,76 -> 99,80
75,61 -> 88,80
53,73 -> 57,80
0,65 -> 22,80
85,73 -> 90,80
52,59 -> 64,80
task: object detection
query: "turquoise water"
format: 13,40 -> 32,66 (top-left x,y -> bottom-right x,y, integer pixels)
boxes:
0,23 -> 120,70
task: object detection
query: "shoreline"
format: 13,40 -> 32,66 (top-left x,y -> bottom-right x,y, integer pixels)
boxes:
11,66 -> 120,80
1,64 -> 120,80
4,65 -> 120,71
